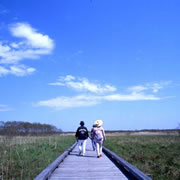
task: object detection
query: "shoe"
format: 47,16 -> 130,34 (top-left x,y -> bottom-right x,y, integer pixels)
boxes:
97,155 -> 100,158
99,154 -> 102,157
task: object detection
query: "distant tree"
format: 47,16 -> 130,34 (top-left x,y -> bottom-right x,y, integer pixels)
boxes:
0,121 -> 62,136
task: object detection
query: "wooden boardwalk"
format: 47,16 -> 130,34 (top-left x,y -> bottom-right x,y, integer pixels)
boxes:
49,139 -> 128,180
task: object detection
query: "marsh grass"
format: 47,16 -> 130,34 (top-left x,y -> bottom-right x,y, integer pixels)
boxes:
0,135 -> 75,180
104,135 -> 180,180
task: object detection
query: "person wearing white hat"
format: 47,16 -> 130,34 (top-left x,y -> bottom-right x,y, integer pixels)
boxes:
92,120 -> 106,158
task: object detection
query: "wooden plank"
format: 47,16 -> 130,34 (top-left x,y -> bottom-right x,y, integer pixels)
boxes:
50,177 -> 126,180
49,139 -> 127,180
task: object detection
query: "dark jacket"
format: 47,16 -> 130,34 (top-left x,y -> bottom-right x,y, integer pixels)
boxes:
75,126 -> 89,140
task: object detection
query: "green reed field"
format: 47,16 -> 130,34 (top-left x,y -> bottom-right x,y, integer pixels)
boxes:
0,135 -> 75,180
104,135 -> 180,180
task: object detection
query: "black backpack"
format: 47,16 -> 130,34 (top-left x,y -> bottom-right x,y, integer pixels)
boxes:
78,127 -> 88,139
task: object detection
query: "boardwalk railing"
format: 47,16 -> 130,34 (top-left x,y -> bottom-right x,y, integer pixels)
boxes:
103,146 -> 152,180
34,142 -> 77,180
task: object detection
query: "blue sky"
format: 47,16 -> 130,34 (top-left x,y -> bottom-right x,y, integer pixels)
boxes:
0,0 -> 180,131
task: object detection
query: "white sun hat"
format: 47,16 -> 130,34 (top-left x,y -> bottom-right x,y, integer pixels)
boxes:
94,120 -> 103,127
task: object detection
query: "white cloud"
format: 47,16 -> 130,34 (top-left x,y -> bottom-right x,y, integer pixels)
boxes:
128,85 -> 148,93
128,81 -> 171,94
10,23 -> 54,50
0,23 -> 54,64
49,75 -> 117,94
0,22 -> 54,77
0,65 -> 35,77
104,93 -> 160,101
148,82 -> 171,93
49,82 -> 64,86
35,92 -> 160,110
36,75 -> 171,110
35,95 -> 101,110
0,66 -> 9,76
61,75 -> 75,81
0,105 -> 13,112
10,42 -> 21,48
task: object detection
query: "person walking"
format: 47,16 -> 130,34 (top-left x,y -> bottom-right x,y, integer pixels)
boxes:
75,121 -> 89,156
90,124 -> 96,151
92,120 -> 106,158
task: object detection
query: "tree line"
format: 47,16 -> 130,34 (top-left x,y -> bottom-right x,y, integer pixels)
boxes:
0,121 -> 62,136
